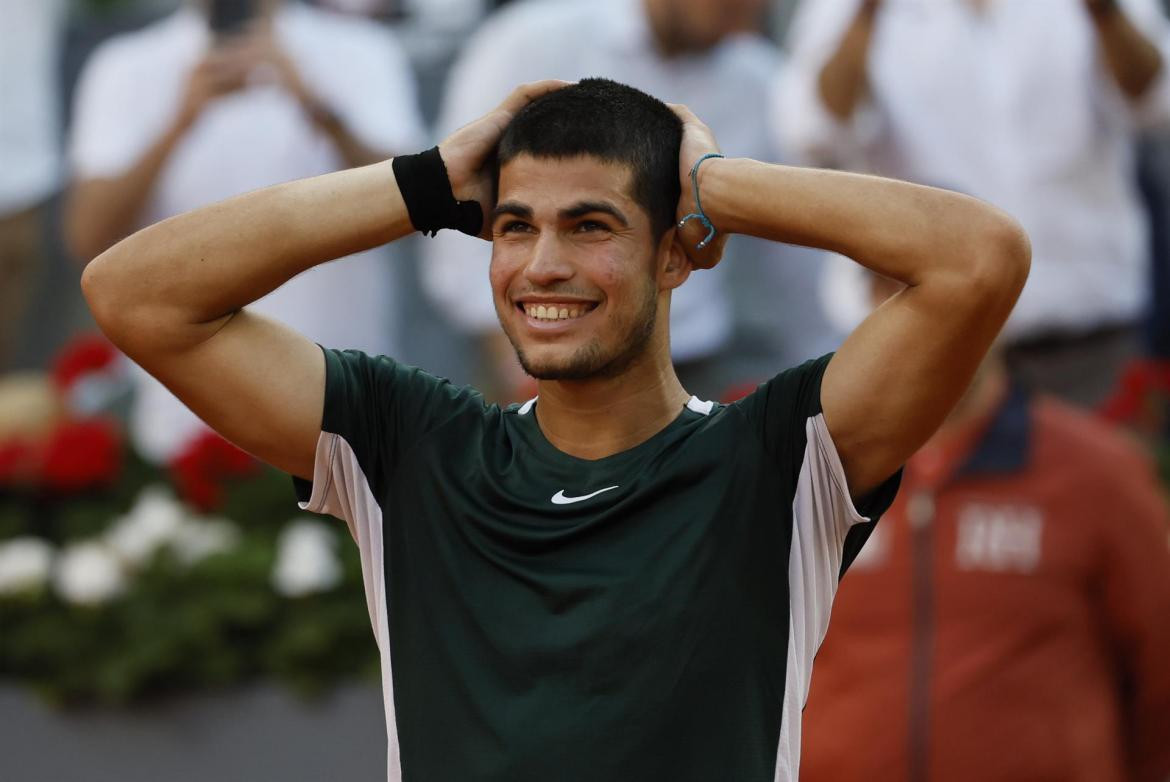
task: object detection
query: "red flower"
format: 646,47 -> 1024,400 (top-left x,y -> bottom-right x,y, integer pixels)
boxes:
1100,359 -> 1170,430
169,431 -> 257,512
51,334 -> 119,392
40,418 -> 123,492
0,438 -> 39,486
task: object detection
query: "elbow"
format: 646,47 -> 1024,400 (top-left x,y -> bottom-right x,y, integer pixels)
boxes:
81,246 -> 139,349
965,210 -> 1031,306
80,252 -> 118,335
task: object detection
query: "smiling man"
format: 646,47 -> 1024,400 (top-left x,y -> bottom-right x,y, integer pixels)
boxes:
82,79 -> 1030,781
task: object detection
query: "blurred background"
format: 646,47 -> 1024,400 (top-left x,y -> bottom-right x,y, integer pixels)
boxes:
0,0 -> 1168,780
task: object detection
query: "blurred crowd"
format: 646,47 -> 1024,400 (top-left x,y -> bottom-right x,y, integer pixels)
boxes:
2,0 -> 1169,780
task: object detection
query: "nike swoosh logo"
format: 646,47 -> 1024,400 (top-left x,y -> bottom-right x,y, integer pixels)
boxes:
551,486 -> 620,505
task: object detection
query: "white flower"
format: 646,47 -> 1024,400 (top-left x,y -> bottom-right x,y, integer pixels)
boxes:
54,541 -> 126,605
168,516 -> 240,566
103,485 -> 187,567
271,519 -> 342,598
0,537 -> 55,595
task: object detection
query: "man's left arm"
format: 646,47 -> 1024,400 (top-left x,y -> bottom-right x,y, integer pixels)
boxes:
673,108 -> 1030,499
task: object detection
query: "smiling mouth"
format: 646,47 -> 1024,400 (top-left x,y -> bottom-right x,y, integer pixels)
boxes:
518,302 -> 598,322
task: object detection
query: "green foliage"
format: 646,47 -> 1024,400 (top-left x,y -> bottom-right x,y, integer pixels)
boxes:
0,465 -> 378,706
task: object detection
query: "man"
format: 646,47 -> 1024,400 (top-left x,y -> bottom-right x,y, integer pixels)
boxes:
0,0 -> 66,369
422,0 -> 838,400
82,79 -> 1029,780
803,272 -> 1170,782
778,0 -> 1170,407
66,0 -> 424,462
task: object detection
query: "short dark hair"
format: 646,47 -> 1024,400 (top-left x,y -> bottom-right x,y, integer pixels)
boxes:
496,78 -> 683,239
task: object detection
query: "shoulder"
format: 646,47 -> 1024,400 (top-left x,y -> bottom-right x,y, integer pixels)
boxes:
282,4 -> 406,59
482,0 -> 597,34
731,354 -> 833,418
712,32 -> 783,86
1033,397 -> 1145,464
80,12 -> 188,82
1031,397 -> 1157,483
462,0 -> 601,59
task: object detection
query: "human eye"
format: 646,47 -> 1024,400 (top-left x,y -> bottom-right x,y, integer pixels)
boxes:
575,220 -> 610,233
499,220 -> 532,234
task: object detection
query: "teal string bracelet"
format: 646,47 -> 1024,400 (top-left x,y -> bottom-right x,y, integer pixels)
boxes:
677,152 -> 725,250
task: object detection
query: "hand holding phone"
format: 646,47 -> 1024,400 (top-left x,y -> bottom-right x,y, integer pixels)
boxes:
208,0 -> 256,38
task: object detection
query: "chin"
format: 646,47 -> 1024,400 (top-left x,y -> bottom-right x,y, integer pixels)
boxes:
516,342 -> 607,381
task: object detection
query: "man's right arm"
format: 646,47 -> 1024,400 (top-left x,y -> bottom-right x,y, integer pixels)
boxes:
82,80 -> 569,480
82,161 -> 412,479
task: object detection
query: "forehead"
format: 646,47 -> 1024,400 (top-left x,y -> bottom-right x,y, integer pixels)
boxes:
497,154 -> 639,214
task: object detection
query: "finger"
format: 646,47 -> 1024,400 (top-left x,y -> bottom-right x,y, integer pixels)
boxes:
496,79 -> 575,116
667,102 -> 701,125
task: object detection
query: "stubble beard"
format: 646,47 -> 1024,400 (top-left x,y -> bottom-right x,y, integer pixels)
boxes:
508,283 -> 659,382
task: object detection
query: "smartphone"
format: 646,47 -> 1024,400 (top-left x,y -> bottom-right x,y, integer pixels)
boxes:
208,0 -> 256,37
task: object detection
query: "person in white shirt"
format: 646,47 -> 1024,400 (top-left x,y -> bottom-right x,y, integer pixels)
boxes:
422,0 -> 840,401
66,0 -> 425,463
0,0 -> 66,370
777,0 -> 1170,406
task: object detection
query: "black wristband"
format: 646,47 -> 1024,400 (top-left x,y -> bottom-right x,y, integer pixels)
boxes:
391,147 -> 483,237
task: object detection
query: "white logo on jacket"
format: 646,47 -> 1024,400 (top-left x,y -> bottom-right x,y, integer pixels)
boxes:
955,504 -> 1044,573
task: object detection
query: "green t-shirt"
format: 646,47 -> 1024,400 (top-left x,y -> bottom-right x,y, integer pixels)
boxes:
294,348 -> 900,782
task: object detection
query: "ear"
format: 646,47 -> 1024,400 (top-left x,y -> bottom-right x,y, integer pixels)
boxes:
657,228 -> 693,292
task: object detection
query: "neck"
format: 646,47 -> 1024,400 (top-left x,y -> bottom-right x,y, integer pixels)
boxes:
532,339 -> 689,460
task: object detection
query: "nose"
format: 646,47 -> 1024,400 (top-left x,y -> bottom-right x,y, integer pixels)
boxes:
523,232 -> 574,288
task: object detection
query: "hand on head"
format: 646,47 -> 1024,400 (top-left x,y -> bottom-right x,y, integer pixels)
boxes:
438,80 -> 575,239
668,103 -> 726,271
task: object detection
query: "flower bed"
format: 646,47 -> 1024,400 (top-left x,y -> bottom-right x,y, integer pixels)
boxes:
0,336 -> 377,705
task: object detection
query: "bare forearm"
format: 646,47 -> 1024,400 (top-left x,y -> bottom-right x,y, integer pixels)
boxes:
816,1 -> 879,122
82,160 -> 411,352
65,120 -> 190,261
701,157 -> 1029,291
1091,2 -> 1164,100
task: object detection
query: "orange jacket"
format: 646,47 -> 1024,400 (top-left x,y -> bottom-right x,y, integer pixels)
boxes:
803,387 -> 1170,782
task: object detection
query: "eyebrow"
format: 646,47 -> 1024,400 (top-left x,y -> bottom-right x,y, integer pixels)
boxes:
490,200 -> 630,228
559,201 -> 629,227
491,201 -> 533,221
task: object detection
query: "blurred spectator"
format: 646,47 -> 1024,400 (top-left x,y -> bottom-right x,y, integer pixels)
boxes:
0,0 -> 66,370
778,0 -> 1170,407
65,0 -> 425,463
421,0 -> 839,401
802,271 -> 1170,782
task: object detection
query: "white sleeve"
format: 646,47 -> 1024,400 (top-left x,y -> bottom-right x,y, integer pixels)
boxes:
774,412 -> 890,778
788,413 -> 879,697
304,25 -> 427,155
418,16 -> 540,333
773,0 -> 880,167
68,40 -> 180,179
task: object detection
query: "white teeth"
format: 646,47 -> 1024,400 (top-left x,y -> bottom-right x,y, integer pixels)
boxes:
523,303 -> 592,321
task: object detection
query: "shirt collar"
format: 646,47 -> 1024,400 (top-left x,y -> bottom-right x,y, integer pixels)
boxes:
955,381 -> 1032,477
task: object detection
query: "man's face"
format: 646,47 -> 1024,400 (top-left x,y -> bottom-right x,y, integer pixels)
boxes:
490,154 -> 671,381
653,0 -> 768,52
